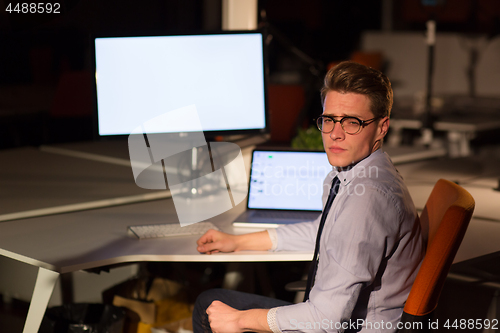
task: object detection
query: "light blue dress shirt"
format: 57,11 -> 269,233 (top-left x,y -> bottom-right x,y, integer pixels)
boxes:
267,149 -> 425,332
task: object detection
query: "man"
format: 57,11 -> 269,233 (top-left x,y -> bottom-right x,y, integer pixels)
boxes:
193,61 -> 425,333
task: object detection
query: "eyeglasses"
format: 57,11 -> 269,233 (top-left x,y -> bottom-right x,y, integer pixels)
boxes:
316,115 -> 380,135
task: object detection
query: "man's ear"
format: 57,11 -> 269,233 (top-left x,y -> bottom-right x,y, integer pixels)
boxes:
377,117 -> 390,140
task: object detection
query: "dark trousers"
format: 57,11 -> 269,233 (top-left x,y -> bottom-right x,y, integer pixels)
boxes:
192,288 -> 292,333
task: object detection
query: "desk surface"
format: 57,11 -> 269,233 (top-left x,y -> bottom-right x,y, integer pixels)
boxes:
1,142 -> 499,274
397,156 -> 500,263
0,146 -> 157,218
0,188 -> 498,274
0,198 -> 312,274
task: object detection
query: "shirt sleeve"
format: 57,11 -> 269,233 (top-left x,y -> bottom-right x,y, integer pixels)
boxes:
275,218 -> 320,252
274,185 -> 402,332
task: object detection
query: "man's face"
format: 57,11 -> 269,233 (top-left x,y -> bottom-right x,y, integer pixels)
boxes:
322,91 -> 389,168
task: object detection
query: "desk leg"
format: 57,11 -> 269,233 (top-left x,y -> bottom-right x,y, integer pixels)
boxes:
22,267 -> 59,333
448,131 -> 473,157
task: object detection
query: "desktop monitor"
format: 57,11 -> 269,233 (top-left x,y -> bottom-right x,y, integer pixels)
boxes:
93,30 -> 269,139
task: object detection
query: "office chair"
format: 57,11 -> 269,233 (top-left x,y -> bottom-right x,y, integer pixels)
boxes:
397,178 -> 474,332
285,179 -> 475,332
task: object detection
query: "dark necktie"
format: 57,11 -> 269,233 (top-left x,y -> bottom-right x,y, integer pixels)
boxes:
303,176 -> 341,301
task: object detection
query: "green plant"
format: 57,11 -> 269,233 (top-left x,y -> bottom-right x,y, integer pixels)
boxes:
291,126 -> 324,150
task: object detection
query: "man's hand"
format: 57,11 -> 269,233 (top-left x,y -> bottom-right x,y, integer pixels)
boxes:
206,300 -> 271,333
206,300 -> 243,332
197,229 -> 273,254
197,229 -> 238,254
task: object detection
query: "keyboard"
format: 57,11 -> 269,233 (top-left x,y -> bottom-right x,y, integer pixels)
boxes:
128,221 -> 219,239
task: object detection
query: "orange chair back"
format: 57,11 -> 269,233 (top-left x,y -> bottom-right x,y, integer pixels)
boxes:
404,179 -> 475,317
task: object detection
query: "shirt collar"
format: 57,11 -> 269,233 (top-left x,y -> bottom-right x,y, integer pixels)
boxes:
333,149 -> 384,186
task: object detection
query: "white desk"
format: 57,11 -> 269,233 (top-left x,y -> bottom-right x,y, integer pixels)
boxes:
0,145 -> 167,222
0,198 -> 312,333
389,113 -> 500,157
0,142 -> 305,333
397,156 -> 500,263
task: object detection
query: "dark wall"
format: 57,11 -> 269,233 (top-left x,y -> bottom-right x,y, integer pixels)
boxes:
1,0 -> 499,149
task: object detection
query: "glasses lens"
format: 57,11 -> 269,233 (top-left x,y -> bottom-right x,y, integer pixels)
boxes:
317,116 -> 333,133
341,117 -> 361,134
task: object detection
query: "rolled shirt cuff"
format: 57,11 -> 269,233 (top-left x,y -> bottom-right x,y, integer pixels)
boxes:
267,307 -> 281,333
267,229 -> 278,251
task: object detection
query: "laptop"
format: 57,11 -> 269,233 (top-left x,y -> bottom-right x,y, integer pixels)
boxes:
232,149 -> 333,228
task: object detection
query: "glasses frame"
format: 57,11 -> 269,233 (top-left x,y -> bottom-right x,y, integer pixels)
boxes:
316,115 -> 381,135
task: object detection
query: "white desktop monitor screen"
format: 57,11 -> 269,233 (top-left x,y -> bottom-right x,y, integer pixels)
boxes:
94,32 -> 267,136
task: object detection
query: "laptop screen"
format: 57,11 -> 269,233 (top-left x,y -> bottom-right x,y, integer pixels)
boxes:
247,150 -> 332,211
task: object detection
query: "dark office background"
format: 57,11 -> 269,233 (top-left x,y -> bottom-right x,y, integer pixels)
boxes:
1,0 -> 499,149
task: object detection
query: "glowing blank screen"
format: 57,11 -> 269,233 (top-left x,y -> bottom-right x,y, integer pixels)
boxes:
95,33 -> 266,136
